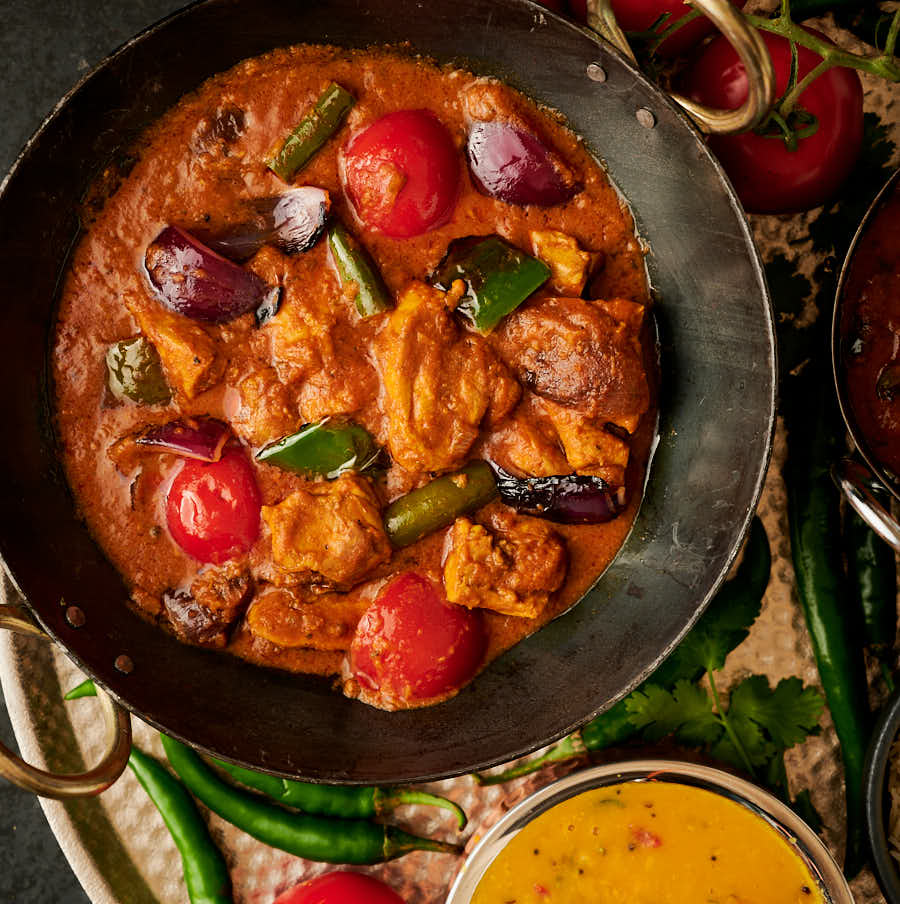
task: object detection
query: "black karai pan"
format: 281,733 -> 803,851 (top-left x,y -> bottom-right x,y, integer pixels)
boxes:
0,0 -> 776,789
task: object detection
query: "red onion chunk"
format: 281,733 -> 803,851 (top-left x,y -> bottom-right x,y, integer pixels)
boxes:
136,418 -> 231,462
467,122 -> 579,207
205,187 -> 330,260
493,466 -> 626,524
146,226 -> 273,323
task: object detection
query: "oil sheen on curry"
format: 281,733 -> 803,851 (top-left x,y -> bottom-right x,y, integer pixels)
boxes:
53,45 -> 654,710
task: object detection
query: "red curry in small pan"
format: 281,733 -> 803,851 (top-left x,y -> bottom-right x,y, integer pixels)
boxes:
839,177 -> 900,480
53,45 -> 655,711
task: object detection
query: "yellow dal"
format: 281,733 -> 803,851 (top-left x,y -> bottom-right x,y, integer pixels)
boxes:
470,781 -> 824,904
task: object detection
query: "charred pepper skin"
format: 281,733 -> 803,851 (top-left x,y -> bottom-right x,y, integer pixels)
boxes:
161,735 -> 462,864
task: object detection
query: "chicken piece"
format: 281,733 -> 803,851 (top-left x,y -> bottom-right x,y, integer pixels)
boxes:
253,245 -> 377,420
297,350 -> 378,423
231,366 -> 301,447
530,230 -> 597,296
254,245 -> 337,385
485,405 -> 569,477
541,399 -> 631,487
376,282 -> 521,473
126,298 -> 224,399
163,563 -> 253,648
494,295 -> 649,422
246,586 -> 368,651
262,475 -> 391,586
443,512 -> 567,619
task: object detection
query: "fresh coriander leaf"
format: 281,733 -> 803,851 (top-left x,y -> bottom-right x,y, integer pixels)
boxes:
653,518 -> 770,685
625,680 -> 721,745
709,710 -> 776,769
729,675 -> 825,750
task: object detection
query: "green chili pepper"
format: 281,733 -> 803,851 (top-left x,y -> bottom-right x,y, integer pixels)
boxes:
161,735 -> 461,864
328,222 -> 392,317
846,501 -> 897,686
433,235 -> 550,333
786,380 -> 870,879
384,461 -> 498,548
129,746 -> 232,904
64,683 -> 231,904
256,418 -> 379,478
266,82 -> 355,182
64,678 -> 99,700
106,336 -> 171,405
211,758 -> 467,829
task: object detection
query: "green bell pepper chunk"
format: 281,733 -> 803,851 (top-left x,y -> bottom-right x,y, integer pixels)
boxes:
106,336 -> 171,405
257,419 -> 379,478
433,235 -> 550,333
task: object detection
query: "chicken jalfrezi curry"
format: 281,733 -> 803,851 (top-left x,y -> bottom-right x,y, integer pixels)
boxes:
53,46 -> 654,709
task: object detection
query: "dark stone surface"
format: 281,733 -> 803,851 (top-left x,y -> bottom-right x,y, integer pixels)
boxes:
0,5 -> 183,902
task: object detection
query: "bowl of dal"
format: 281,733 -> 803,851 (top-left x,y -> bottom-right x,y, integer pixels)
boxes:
447,759 -> 852,904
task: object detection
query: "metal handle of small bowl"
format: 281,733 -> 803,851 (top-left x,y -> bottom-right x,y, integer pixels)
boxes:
588,0 -> 776,134
833,458 -> 900,552
0,604 -> 131,798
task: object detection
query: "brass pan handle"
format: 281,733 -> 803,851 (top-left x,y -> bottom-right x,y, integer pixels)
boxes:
0,605 -> 132,798
588,0 -> 777,134
833,459 -> 900,553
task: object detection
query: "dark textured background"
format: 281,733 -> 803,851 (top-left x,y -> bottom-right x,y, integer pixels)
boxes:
0,4 -> 185,901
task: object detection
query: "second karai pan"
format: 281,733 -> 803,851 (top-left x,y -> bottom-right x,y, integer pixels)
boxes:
0,0 -> 775,786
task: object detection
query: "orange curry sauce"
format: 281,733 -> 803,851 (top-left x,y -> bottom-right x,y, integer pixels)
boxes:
53,45 -> 655,709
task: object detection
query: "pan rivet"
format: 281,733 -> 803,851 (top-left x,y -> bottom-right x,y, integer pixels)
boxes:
587,63 -> 607,83
65,606 -> 86,628
636,108 -> 657,129
114,655 -> 134,675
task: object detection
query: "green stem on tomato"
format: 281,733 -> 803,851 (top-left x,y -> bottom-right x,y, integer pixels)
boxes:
884,7 -> 900,57
644,7 -> 702,51
779,56 -> 834,115
707,668 -> 756,778
745,12 -> 900,81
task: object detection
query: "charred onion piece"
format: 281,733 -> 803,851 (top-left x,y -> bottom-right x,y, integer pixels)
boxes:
433,235 -> 549,333
266,82 -> 355,182
492,465 -> 626,524
467,121 -> 579,207
876,363 -> 900,402
136,417 -> 231,462
146,226 -> 277,323
206,187 -> 331,260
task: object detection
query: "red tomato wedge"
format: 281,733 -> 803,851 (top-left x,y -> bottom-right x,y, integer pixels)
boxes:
342,110 -> 460,238
351,572 -> 487,704
273,871 -> 406,904
166,446 -> 261,564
